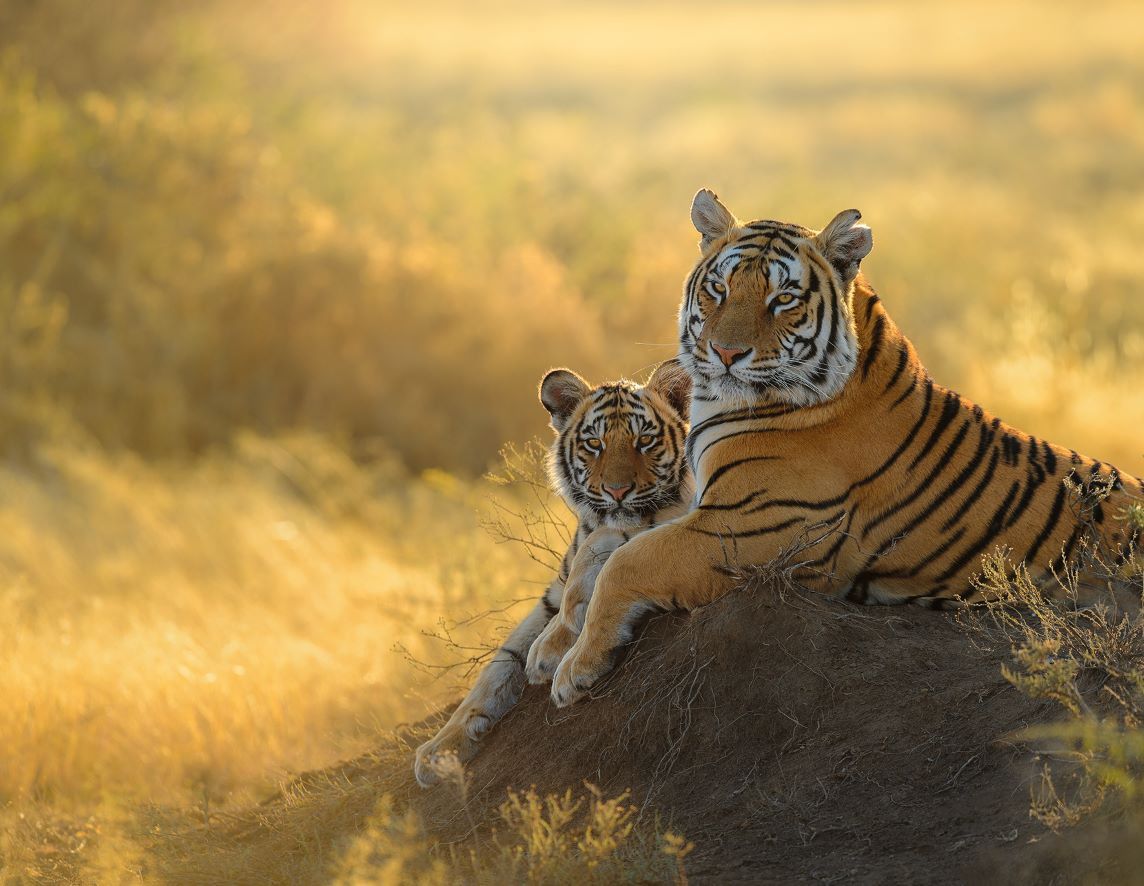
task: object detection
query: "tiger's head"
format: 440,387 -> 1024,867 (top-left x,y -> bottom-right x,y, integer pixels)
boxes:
679,189 -> 874,408
540,360 -> 690,528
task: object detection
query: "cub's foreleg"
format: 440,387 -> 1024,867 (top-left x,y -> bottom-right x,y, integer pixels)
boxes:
414,582 -> 560,787
550,514 -> 779,707
526,527 -> 627,684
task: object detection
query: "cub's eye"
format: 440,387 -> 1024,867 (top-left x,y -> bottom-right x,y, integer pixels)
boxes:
774,293 -> 795,306
637,433 -> 656,448
585,437 -> 603,452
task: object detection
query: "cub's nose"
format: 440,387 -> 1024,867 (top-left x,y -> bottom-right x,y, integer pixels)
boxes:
603,483 -> 632,502
711,342 -> 749,367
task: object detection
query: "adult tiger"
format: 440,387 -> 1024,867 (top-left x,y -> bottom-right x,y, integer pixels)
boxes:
414,360 -> 691,786
549,189 -> 1143,708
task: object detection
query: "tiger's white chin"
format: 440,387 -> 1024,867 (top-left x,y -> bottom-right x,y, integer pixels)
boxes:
710,372 -> 838,409
709,374 -> 760,405
603,512 -> 643,530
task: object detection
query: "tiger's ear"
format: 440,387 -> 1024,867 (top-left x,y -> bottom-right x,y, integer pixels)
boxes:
539,368 -> 591,432
815,209 -> 873,287
645,358 -> 691,419
691,189 -> 738,252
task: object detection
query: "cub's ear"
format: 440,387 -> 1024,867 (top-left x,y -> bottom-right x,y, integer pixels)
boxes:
539,368 -> 591,432
690,188 -> 738,252
645,358 -> 692,420
815,209 -> 873,287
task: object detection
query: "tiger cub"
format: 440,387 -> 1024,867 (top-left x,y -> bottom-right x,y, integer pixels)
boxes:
413,360 -> 691,787
546,190 -> 1143,709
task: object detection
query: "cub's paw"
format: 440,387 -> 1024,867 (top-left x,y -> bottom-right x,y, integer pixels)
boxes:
526,619 -> 577,684
412,712 -> 487,788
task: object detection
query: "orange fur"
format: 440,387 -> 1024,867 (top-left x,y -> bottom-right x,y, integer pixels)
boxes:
551,193 -> 1143,707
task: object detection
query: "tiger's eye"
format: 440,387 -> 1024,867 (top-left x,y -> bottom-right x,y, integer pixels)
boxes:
586,437 -> 603,451
637,434 -> 655,447
775,293 -> 794,305
712,282 -> 726,294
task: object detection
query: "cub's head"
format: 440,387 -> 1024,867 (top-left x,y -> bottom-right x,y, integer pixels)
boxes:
680,189 -> 874,407
540,360 -> 690,528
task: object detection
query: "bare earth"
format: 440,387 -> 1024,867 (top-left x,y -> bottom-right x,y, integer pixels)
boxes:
264,581 -> 1134,884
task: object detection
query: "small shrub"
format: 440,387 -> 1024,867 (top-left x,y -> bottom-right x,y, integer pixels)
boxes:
960,514 -> 1143,831
333,785 -> 687,885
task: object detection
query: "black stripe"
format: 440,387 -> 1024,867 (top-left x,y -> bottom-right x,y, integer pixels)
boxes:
691,515 -> 802,539
907,391 -> 962,472
865,420 -> 981,547
691,426 -> 782,468
1004,462 -> 1048,530
851,378 -> 935,488
1029,485 -> 1070,570
697,488 -> 771,512
745,378 -> 937,520
845,580 -> 870,604
882,346 -> 910,394
862,420 -> 971,541
861,316 -> 886,378
889,378 -> 918,411
743,489 -> 852,515
803,282 -> 828,351
1001,434 -> 1021,467
689,406 -> 770,440
499,646 -> 527,669
802,532 -> 849,571
891,526 -> 968,580
939,446 -> 1000,532
935,480 -> 1021,582
823,277 -> 841,353
699,455 -> 779,502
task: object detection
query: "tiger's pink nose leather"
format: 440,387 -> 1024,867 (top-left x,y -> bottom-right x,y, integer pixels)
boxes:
711,343 -> 748,367
603,483 -> 632,502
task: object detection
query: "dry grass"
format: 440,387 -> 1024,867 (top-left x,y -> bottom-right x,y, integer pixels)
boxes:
0,437 -> 560,881
2,0 -> 1143,881
958,491 -> 1144,832
144,739 -> 688,885
0,436 -> 533,804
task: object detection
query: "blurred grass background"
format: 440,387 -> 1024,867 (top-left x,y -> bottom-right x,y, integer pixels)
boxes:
1,0 -> 1142,879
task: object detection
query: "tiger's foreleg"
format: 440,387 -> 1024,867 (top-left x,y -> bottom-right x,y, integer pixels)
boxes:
526,527 -> 628,684
414,582 -> 560,787
550,515 -> 753,707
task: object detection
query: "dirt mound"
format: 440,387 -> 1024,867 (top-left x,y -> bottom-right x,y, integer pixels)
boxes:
207,578 -> 1130,884
404,582 -> 1054,883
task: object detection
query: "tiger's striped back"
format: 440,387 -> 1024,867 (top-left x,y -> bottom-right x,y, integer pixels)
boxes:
679,191 -> 1143,605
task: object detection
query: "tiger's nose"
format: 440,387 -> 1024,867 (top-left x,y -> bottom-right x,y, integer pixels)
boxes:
603,483 -> 632,502
711,342 -> 749,367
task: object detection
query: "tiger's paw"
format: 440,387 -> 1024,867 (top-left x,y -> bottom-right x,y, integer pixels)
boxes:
526,619 -> 577,684
412,712 -> 486,788
549,639 -> 607,708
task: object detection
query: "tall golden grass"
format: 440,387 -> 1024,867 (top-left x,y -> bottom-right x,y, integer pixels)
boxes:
1,0 -> 1142,880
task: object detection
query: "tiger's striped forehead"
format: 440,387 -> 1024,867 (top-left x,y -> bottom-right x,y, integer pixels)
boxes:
706,221 -> 817,284
569,383 -> 670,437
